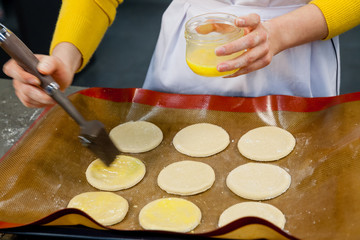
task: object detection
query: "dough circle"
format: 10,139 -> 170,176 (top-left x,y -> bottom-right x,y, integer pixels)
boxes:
238,126 -> 296,161
226,163 -> 291,200
86,155 -> 146,191
218,202 -> 286,229
157,160 -> 215,195
139,198 -> 202,232
67,192 -> 129,226
173,123 -> 230,157
109,121 -> 163,153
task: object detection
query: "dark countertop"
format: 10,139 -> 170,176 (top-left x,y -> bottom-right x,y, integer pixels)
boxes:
0,79 -> 84,158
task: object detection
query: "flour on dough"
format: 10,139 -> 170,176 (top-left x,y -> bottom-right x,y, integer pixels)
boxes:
238,126 -> 296,161
218,202 -> 286,229
68,191 -> 129,226
139,198 -> 201,232
110,121 -> 163,153
86,155 -> 146,191
226,163 -> 291,200
157,160 -> 215,195
173,123 -> 230,157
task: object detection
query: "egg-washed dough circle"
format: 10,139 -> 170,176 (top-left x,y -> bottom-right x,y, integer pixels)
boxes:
68,192 -> 129,226
226,163 -> 291,200
218,202 -> 286,229
173,123 -> 230,157
109,121 -> 163,153
86,155 -> 146,191
157,160 -> 215,195
238,126 -> 296,161
139,197 -> 202,232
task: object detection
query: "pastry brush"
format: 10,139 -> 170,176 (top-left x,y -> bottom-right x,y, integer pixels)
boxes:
0,23 -> 119,166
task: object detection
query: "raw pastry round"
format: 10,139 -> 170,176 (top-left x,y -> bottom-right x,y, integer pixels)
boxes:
218,202 -> 286,229
173,123 -> 230,157
86,155 -> 146,191
67,192 -> 129,226
139,198 -> 201,232
226,163 -> 291,200
238,126 -> 296,161
157,160 -> 215,195
109,121 -> 163,153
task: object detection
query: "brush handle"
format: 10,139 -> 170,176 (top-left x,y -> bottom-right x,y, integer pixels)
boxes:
0,24 -> 87,126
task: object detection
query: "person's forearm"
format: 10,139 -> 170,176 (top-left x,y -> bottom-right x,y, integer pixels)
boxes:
268,3 -> 328,55
51,42 -> 82,75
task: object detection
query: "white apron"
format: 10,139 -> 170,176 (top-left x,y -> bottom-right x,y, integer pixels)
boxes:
143,0 -> 340,98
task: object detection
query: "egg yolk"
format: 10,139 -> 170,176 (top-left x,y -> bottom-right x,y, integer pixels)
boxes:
186,48 -> 241,77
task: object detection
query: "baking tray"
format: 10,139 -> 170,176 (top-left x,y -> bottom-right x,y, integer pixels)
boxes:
1,88 -> 360,240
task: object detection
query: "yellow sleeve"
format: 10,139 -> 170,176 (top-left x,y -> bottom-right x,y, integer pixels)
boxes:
310,0 -> 360,40
50,0 -> 123,71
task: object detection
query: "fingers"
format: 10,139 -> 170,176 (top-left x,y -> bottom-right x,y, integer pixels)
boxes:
196,23 -> 215,34
37,55 -> 61,75
217,41 -> 271,74
215,13 -> 267,57
214,13 -> 274,77
3,59 -> 41,86
13,79 -> 55,108
3,55 -> 62,108
224,52 -> 272,78
37,55 -> 74,90
196,22 -> 235,35
215,25 -> 268,56
213,23 -> 237,34
235,13 -> 261,29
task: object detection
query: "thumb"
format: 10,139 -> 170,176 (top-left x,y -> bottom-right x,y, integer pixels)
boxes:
37,56 -> 58,75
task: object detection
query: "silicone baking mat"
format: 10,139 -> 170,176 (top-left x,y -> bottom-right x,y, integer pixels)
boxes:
1,88 -> 360,240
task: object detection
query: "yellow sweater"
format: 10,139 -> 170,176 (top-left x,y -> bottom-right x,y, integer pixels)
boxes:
310,0 -> 360,40
50,0 -> 123,71
50,0 -> 360,71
